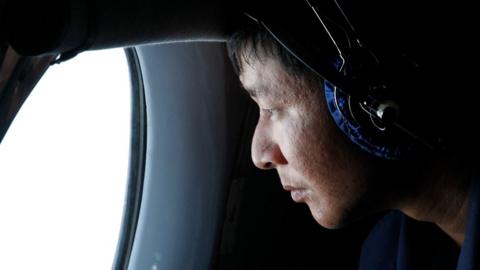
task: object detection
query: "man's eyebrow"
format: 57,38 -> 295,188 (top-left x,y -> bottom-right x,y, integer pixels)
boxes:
242,86 -> 272,98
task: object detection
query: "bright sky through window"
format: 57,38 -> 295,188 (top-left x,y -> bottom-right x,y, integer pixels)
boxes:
0,49 -> 131,270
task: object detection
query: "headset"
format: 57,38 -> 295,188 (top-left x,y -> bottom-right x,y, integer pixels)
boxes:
242,0 -> 444,160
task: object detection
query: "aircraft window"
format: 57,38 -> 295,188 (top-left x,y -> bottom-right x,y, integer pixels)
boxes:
0,49 -> 131,269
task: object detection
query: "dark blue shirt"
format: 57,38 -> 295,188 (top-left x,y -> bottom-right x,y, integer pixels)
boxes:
359,177 -> 480,270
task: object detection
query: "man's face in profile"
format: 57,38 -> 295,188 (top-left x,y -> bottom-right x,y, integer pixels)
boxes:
238,52 -> 380,229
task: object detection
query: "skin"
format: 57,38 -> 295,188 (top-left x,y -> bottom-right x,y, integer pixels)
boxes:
238,51 -> 471,246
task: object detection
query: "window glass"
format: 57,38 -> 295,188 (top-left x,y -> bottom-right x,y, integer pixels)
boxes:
0,49 -> 131,270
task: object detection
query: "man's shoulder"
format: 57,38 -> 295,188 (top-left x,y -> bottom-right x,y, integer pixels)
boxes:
357,211 -> 405,270
359,210 -> 460,270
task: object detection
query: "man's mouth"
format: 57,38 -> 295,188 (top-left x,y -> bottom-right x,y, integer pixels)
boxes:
283,185 -> 307,203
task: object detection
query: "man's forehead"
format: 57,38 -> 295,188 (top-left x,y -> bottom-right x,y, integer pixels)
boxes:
239,68 -> 265,96
240,69 -> 281,99
239,56 -> 298,100
239,65 -> 263,96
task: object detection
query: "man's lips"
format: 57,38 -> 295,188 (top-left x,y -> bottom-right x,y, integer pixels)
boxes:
283,185 -> 307,203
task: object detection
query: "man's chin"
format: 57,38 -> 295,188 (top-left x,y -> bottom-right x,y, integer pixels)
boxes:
306,202 -> 353,229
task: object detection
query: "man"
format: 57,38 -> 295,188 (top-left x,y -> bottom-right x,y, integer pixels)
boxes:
227,0 -> 478,269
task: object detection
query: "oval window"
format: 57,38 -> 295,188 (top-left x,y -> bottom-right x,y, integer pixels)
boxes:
0,49 -> 131,269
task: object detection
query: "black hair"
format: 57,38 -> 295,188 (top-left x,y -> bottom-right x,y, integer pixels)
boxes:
226,21 -> 321,86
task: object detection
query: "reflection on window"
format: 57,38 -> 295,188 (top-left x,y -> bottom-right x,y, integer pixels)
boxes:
0,49 -> 131,270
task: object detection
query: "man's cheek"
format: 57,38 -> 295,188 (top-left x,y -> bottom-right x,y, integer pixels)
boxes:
278,125 -> 301,159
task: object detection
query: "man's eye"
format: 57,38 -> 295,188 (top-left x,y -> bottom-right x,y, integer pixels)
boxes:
261,108 -> 277,116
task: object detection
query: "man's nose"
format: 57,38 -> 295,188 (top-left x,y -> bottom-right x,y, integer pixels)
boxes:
251,125 -> 287,170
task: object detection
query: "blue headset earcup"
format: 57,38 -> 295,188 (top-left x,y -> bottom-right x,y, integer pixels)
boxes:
323,80 -> 415,160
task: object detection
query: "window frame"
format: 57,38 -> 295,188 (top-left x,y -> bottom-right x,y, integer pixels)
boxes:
113,47 -> 147,270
